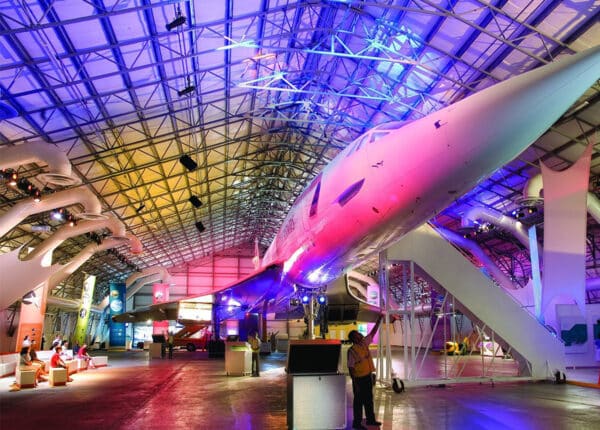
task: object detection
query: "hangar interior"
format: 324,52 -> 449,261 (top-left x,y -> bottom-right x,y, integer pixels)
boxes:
1,0 -> 600,382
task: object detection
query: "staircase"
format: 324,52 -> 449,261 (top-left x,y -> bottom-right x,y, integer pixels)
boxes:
386,223 -> 564,379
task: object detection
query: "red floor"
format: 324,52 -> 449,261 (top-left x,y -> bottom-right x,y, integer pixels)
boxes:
1,349 -> 599,429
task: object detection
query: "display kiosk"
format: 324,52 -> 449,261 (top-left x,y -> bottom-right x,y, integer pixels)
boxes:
225,341 -> 251,376
286,339 -> 346,429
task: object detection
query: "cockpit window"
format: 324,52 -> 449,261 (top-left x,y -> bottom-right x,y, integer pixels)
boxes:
309,179 -> 321,217
337,179 -> 365,207
353,134 -> 370,153
372,121 -> 405,131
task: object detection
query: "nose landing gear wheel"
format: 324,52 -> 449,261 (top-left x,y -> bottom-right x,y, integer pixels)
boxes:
392,378 -> 405,393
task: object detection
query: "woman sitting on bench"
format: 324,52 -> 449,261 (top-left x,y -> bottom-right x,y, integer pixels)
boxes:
77,344 -> 96,369
19,345 -> 47,386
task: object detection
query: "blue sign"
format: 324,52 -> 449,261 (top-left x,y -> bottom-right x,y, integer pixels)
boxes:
109,282 -> 126,347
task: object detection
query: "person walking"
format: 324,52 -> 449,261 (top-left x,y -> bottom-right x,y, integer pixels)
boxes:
168,332 -> 174,359
347,314 -> 384,429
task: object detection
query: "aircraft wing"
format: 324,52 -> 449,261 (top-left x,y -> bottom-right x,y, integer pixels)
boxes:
112,301 -> 180,323
112,264 -> 290,323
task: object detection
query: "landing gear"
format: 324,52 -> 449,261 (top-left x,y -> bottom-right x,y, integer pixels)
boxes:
392,378 -> 405,393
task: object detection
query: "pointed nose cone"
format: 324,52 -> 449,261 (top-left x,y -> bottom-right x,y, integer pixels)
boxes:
451,45 -> 600,166
494,44 -> 600,141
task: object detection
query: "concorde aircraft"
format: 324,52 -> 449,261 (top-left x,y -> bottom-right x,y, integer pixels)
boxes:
114,45 -> 600,326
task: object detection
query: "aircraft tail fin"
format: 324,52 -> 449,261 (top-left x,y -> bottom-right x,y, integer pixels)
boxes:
252,237 -> 261,270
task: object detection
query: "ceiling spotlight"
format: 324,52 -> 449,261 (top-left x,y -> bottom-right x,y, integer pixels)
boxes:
317,295 -> 327,305
166,14 -> 186,31
7,170 -> 18,186
179,154 -> 198,171
301,294 -> 310,304
51,209 -> 64,221
189,195 -> 202,208
195,221 -> 205,233
17,178 -> 29,191
33,190 -> 41,202
178,84 -> 196,97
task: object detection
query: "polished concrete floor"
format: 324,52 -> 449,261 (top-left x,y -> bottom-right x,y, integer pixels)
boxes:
1,349 -> 599,430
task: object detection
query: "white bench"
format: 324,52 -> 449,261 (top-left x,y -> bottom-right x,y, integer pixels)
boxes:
0,353 -> 18,377
77,354 -> 108,370
15,368 -> 36,388
49,367 -> 68,386
36,350 -> 77,374
76,358 -> 89,371
92,356 -> 108,367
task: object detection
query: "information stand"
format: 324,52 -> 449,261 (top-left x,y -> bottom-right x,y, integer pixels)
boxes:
225,341 -> 251,376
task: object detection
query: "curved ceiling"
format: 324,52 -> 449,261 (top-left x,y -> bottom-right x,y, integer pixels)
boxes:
0,0 -> 599,303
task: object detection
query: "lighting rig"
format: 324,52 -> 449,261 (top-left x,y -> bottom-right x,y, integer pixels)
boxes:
50,207 -> 77,226
1,170 -> 42,201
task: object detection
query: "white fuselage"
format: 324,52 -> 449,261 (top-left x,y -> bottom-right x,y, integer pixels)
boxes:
261,45 -> 600,288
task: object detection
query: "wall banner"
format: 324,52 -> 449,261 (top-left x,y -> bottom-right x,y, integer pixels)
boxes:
109,282 -> 126,347
152,283 -> 170,336
73,274 -> 96,346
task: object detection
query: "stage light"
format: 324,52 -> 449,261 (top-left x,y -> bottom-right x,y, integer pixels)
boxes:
317,295 -> 327,305
67,214 -> 76,227
51,209 -> 64,221
189,195 -> 202,208
7,170 -> 17,186
178,84 -> 196,97
166,14 -> 186,31
195,221 -> 205,233
301,294 -> 310,304
179,154 -> 198,171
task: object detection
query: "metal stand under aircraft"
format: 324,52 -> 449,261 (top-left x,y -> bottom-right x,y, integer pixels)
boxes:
373,224 -> 565,390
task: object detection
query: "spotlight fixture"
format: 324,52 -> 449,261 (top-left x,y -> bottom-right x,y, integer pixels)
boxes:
317,294 -> 327,305
189,195 -> 202,208
177,84 -> 196,97
66,214 -> 76,227
166,14 -> 186,31
179,154 -> 198,171
301,294 -> 310,305
7,170 -> 18,186
51,208 -> 64,221
195,221 -> 205,233
33,190 -> 41,202
16,178 -> 29,191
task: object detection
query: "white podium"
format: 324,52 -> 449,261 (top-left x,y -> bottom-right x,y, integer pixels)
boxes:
225,341 -> 251,376
289,374 -> 346,429
149,343 -> 163,359
286,340 -> 346,429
